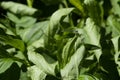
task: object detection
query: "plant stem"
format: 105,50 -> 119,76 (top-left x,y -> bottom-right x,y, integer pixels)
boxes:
63,0 -> 68,8
27,0 -> 33,7
69,0 -> 86,17
12,56 -> 30,67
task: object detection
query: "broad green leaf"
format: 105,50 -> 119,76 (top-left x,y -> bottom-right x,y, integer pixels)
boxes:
84,18 -> 100,46
84,0 -> 103,25
0,35 -> 25,52
62,36 -> 77,67
112,36 -> 120,52
27,65 -> 46,80
49,8 -> 74,36
107,15 -> 120,37
45,8 -> 74,46
78,75 -> 99,80
16,17 -> 36,28
7,12 -> 19,23
14,51 -> 26,60
0,1 -> 37,16
61,45 -> 85,80
27,39 -> 44,51
28,51 -> 58,76
7,12 -> 37,28
19,71 -> 30,80
0,58 -> 14,74
111,36 -> 120,76
20,21 -> 48,45
6,13 -> 47,45
110,0 -> 120,16
84,18 -> 102,61
92,49 -> 102,62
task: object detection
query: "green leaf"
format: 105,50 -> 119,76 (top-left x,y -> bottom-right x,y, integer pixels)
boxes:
27,65 -> 46,80
7,12 -> 37,27
0,1 -> 38,16
62,36 -> 77,67
45,8 -> 74,46
84,0 -> 103,25
107,15 -> 120,37
0,63 -> 20,80
0,35 -> 25,52
26,21 -> 48,44
83,18 -> 102,61
111,36 -> 120,52
61,45 -> 85,80
110,0 -> 120,16
49,8 -> 74,36
69,0 -> 85,17
6,13 -> 48,45
7,12 -> 20,23
111,36 -> 120,76
0,58 -> 14,74
20,21 -> 48,45
19,71 -> 30,80
84,18 -> 100,46
78,75 -> 99,80
28,51 -> 58,76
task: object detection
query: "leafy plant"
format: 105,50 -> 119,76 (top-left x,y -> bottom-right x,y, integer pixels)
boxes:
0,0 -> 120,80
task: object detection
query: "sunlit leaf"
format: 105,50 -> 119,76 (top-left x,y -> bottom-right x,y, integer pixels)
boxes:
0,1 -> 38,16
111,36 -> 120,76
19,71 -> 30,80
61,45 -> 85,80
7,12 -> 19,23
0,58 -> 14,74
62,36 -> 77,67
6,12 -> 48,45
49,8 -> 74,36
27,65 -> 46,80
0,0 -> 120,79
84,0 -> 103,25
21,21 -> 48,45
69,0 -> 85,16
107,15 -> 120,37
112,36 -> 120,52
7,12 -> 37,28
78,75 -> 99,80
83,18 -> 102,61
110,0 -> 120,16
45,8 -> 74,47
0,35 -> 25,52
28,51 -> 58,76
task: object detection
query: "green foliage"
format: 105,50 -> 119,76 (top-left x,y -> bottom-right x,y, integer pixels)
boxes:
0,1 -> 38,16
110,0 -> 120,16
0,0 -> 120,80
0,58 -> 14,74
0,35 -> 25,52
78,75 -> 99,80
28,51 -> 57,76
